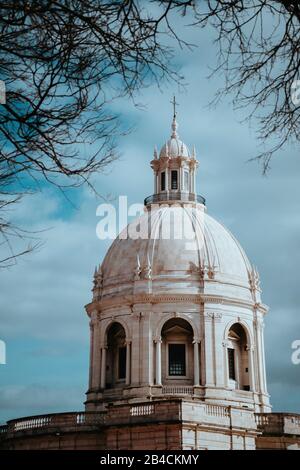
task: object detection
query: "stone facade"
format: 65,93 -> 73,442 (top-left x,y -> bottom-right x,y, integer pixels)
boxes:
85,114 -> 271,416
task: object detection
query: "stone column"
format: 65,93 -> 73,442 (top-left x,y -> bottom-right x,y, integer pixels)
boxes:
214,313 -> 224,387
247,345 -> 255,392
165,167 -> 169,192
125,341 -> 131,386
92,320 -> 101,390
131,311 -> 141,386
100,345 -> 107,389
204,312 -> 215,386
154,171 -> 157,193
261,324 -> 268,392
193,339 -> 200,386
254,318 -> 265,393
155,337 -> 162,386
222,341 -> 229,387
88,319 -> 94,389
193,168 -> 196,194
139,310 -> 153,386
179,166 -> 182,191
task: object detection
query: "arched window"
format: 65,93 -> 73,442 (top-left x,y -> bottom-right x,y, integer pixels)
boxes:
227,323 -> 250,391
106,322 -> 127,389
161,171 -> 166,191
161,318 -> 194,384
171,170 -> 178,190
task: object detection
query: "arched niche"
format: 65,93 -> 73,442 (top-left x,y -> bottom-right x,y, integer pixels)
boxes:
105,322 -> 127,389
160,318 -> 194,385
227,323 -> 250,391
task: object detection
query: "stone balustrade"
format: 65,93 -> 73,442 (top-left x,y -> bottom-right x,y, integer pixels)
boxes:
205,404 -> 230,418
130,404 -> 155,417
255,413 -> 300,436
6,401 -> 293,445
0,411 -> 105,439
0,400 -> 241,442
162,385 -> 194,396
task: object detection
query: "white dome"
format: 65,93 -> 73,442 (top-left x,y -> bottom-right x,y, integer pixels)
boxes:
100,206 -> 256,302
159,137 -> 190,158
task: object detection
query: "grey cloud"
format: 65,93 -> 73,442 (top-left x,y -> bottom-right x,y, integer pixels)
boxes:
0,384 -> 84,422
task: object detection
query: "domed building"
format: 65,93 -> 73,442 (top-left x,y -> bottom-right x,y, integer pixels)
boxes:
86,116 -> 270,416
1,106 -> 300,451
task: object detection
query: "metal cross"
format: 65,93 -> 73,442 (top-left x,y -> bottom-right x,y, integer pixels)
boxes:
170,95 -> 179,118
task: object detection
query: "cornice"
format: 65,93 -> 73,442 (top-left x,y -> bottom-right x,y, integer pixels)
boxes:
85,293 -> 268,316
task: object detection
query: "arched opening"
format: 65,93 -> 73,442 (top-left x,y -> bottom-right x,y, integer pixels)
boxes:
227,323 -> 250,391
105,322 -> 127,389
160,318 -> 194,385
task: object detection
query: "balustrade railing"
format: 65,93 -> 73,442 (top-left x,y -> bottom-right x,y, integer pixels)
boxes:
205,404 -> 230,418
0,412 -> 105,436
255,413 -> 300,435
130,405 -> 154,417
144,193 -> 206,206
162,385 -> 194,396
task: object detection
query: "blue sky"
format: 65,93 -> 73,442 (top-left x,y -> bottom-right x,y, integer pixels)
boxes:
1,12 -> 300,422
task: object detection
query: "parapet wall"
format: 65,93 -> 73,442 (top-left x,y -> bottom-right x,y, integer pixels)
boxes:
1,401 -> 299,450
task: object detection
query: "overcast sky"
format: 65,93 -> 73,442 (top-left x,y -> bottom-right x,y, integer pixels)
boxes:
0,12 -> 299,423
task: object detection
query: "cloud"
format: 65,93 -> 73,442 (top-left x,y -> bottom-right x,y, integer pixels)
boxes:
0,384 -> 84,422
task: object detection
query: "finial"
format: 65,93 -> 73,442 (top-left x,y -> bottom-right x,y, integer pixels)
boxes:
170,95 -> 179,138
96,264 -> 103,280
192,145 -> 196,159
170,95 -> 178,119
154,145 -> 158,159
93,264 -> 103,298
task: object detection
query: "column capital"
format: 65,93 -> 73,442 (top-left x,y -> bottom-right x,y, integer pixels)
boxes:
254,318 -> 264,330
204,311 -> 214,321
204,311 -> 222,322
132,311 -> 144,320
153,336 -> 162,344
89,319 -> 98,329
90,310 -> 98,321
193,337 -> 200,344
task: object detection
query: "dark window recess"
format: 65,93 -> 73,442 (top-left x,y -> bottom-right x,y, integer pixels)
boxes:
118,346 -> 126,379
171,170 -> 178,190
243,385 -> 250,391
228,348 -> 236,380
169,344 -> 186,376
161,172 -> 166,191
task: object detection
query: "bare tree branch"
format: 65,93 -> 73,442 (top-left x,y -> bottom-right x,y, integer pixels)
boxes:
161,0 -> 300,171
0,0 -> 187,267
